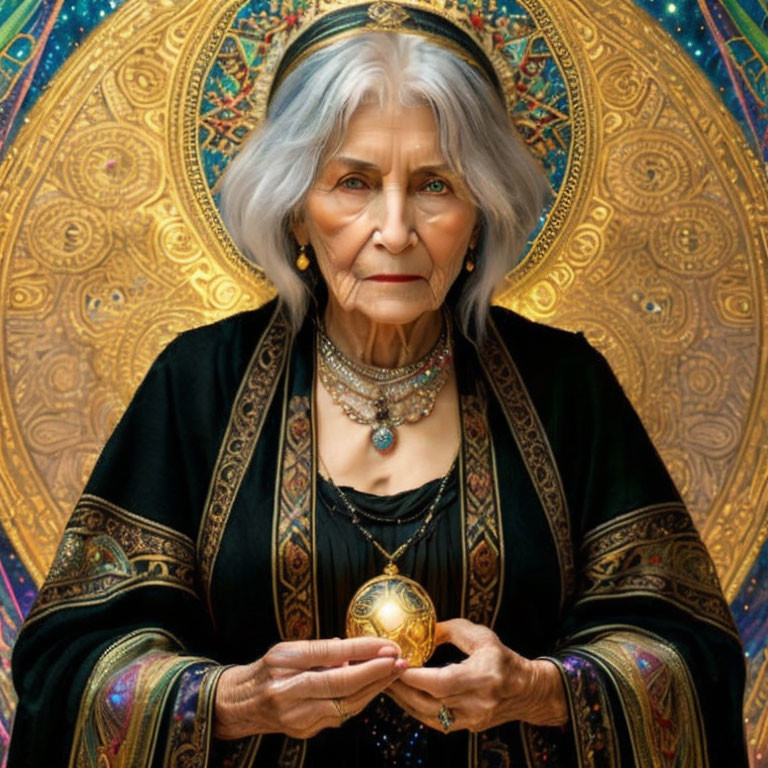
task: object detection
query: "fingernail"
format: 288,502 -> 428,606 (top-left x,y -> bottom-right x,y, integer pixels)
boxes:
377,646 -> 399,658
394,659 -> 409,670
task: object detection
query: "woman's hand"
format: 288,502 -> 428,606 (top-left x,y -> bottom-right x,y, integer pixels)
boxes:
213,637 -> 407,740
386,619 -> 569,733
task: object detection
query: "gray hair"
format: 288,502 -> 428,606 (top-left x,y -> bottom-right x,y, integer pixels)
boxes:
220,32 -> 550,339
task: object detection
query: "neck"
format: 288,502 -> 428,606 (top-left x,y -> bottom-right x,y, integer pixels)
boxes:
322,302 -> 443,368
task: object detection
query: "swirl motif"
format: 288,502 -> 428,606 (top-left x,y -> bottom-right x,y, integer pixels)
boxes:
61,125 -> 162,208
597,57 -> 647,109
603,131 -> 694,214
26,197 -> 110,274
117,46 -> 169,108
651,203 -> 737,277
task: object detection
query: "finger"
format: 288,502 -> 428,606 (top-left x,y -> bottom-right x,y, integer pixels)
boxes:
386,682 -> 460,734
398,663 -> 471,699
345,669 -> 405,714
267,637 -> 400,670
289,669 -> 404,736
296,656 -> 406,699
386,679 -> 442,720
434,619 -> 497,654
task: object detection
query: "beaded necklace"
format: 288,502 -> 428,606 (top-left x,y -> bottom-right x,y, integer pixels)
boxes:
317,311 -> 453,454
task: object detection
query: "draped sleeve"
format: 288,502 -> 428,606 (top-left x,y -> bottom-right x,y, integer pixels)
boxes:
8,303 -> 279,768
492,311 -> 750,768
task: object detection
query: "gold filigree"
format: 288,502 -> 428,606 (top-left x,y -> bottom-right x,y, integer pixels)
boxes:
576,503 -> 738,642
367,1 -> 411,27
24,494 -> 197,627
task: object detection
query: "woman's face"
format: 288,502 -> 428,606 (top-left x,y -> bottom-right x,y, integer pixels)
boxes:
294,101 -> 478,326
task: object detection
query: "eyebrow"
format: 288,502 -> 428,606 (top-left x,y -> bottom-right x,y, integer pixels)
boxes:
333,155 -> 453,175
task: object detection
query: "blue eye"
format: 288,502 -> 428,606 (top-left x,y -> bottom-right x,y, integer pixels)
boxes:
424,179 -> 448,194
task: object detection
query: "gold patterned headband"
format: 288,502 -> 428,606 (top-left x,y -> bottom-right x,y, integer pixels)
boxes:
268,0 -> 506,105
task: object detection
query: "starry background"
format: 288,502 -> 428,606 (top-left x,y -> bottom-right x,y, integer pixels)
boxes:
0,0 -> 767,764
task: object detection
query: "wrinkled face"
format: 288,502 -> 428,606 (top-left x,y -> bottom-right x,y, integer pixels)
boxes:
294,101 -> 478,326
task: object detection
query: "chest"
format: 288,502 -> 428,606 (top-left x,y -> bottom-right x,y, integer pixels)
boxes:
316,370 -> 461,494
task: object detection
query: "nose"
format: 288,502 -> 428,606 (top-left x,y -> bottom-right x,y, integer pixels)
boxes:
372,186 -> 418,253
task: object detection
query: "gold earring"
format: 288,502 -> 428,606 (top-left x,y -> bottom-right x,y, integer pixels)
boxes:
296,244 -> 310,271
465,248 -> 476,273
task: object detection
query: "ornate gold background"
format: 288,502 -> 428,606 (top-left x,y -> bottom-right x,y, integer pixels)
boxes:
0,0 -> 766,757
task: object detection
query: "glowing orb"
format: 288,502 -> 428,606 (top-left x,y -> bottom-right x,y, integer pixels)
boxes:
346,567 -> 436,667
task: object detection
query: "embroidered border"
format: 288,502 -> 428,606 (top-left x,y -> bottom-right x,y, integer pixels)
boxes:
555,653 -> 618,768
521,721 -> 569,768
197,307 -> 290,616
26,494 -> 196,625
277,736 -> 307,768
274,394 -> 316,641
69,629 -> 199,768
210,735 -> 263,767
579,631 -> 709,768
459,388 -> 503,629
577,503 -> 739,641
164,663 -> 225,768
479,318 -> 573,609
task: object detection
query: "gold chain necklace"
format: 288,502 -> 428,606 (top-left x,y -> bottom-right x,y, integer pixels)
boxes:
317,312 -> 453,455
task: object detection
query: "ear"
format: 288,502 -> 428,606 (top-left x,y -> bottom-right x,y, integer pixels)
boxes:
469,219 -> 482,250
291,214 -> 308,245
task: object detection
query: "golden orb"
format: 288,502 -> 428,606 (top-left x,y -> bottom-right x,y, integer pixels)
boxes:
345,565 -> 436,666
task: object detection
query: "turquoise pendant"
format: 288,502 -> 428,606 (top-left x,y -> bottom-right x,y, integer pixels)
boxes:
371,425 -> 396,454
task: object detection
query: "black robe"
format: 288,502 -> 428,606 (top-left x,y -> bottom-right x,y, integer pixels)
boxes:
8,300 -> 747,767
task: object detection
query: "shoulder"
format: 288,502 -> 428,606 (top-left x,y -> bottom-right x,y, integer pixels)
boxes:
151,298 -> 282,380
486,305 -> 600,379
161,297 -> 281,360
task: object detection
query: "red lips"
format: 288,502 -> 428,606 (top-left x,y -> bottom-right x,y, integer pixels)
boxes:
368,274 -> 422,282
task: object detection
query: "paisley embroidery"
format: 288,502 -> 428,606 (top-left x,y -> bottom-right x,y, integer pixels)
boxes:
558,654 -> 618,768
70,630 -> 200,768
165,663 -> 224,768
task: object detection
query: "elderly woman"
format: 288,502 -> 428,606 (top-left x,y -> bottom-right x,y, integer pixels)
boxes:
9,4 -> 747,767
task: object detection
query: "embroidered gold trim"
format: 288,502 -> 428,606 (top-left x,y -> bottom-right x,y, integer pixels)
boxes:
274,393 -> 317,640
479,317 -> 573,608
459,387 -> 504,628
164,664 -> 225,768
278,736 -> 307,768
69,629 -> 198,768
579,631 -> 709,768
577,503 -> 739,641
26,494 -> 196,626
197,306 -> 290,616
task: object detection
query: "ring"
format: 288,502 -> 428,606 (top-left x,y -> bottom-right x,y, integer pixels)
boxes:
437,704 -> 455,732
333,697 -> 351,724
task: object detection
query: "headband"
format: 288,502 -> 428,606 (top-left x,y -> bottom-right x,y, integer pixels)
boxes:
268,1 -> 505,104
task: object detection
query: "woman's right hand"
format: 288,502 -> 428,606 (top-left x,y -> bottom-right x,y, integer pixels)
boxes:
213,637 -> 407,739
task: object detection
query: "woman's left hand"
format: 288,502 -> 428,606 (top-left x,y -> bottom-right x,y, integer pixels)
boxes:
386,618 -> 569,733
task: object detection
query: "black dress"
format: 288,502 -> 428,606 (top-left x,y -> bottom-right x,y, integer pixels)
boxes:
8,300 -> 748,767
